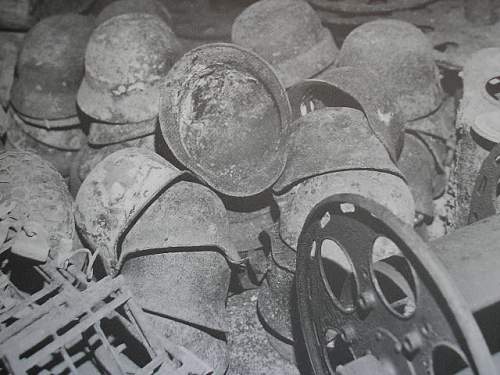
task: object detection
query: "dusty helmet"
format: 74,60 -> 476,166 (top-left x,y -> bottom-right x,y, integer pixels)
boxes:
273,107 -> 401,194
77,13 -> 182,124
159,43 -> 292,197
232,0 -> 338,88
10,14 -> 94,121
276,170 -> 415,250
336,19 -> 444,122
75,147 -> 239,332
287,66 -> 405,161
0,151 -> 74,261
96,0 -> 172,25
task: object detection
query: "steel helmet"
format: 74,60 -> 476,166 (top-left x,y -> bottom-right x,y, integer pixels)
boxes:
96,0 -> 172,25
287,66 -> 405,161
77,13 -> 182,124
273,107 -> 401,194
75,147 -> 239,333
336,19 -> 444,122
69,134 -> 155,196
232,0 -> 338,88
276,170 -> 415,250
10,14 -> 94,121
75,147 -> 239,273
5,116 -> 83,178
0,151 -> 74,261
159,43 -> 292,197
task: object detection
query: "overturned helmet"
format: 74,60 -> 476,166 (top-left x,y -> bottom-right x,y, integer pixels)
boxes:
336,19 -> 443,122
232,0 -> 338,88
10,14 -> 94,121
77,13 -> 182,123
159,43 -> 291,197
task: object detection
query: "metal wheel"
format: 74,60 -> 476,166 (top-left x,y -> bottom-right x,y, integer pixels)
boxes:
296,194 -> 495,375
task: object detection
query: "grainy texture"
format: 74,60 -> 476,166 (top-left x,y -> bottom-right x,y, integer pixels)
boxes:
227,289 -> 301,375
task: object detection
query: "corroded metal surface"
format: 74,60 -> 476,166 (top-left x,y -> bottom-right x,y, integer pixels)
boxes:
276,170 -> 415,250
159,43 -> 292,197
296,194 -> 495,375
287,67 -> 405,161
468,142 -> 500,223
77,13 -> 181,123
0,151 -> 74,261
74,147 -> 185,273
96,0 -> 172,25
273,107 -> 402,193
336,19 -> 444,123
231,0 -> 338,88
10,14 -> 94,121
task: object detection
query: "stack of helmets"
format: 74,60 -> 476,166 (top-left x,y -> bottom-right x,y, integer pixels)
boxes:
71,10 -> 182,195
75,147 -> 240,374
231,0 -> 339,89
6,14 -> 93,178
335,19 -> 456,225
0,151 -> 75,263
159,43 -> 291,280
259,66 -> 416,362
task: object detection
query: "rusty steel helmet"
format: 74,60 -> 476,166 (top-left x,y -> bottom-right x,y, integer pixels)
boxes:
75,147 -> 239,332
77,13 -> 182,124
398,132 -> 436,220
159,43 -> 292,197
336,19 -> 444,122
287,66 -> 405,161
10,14 -> 94,121
69,134 -> 155,196
0,151 -> 74,261
75,147 -> 239,272
273,107 -> 401,194
231,0 -> 338,88
275,170 -> 415,250
5,115 -> 83,178
96,0 -> 172,25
